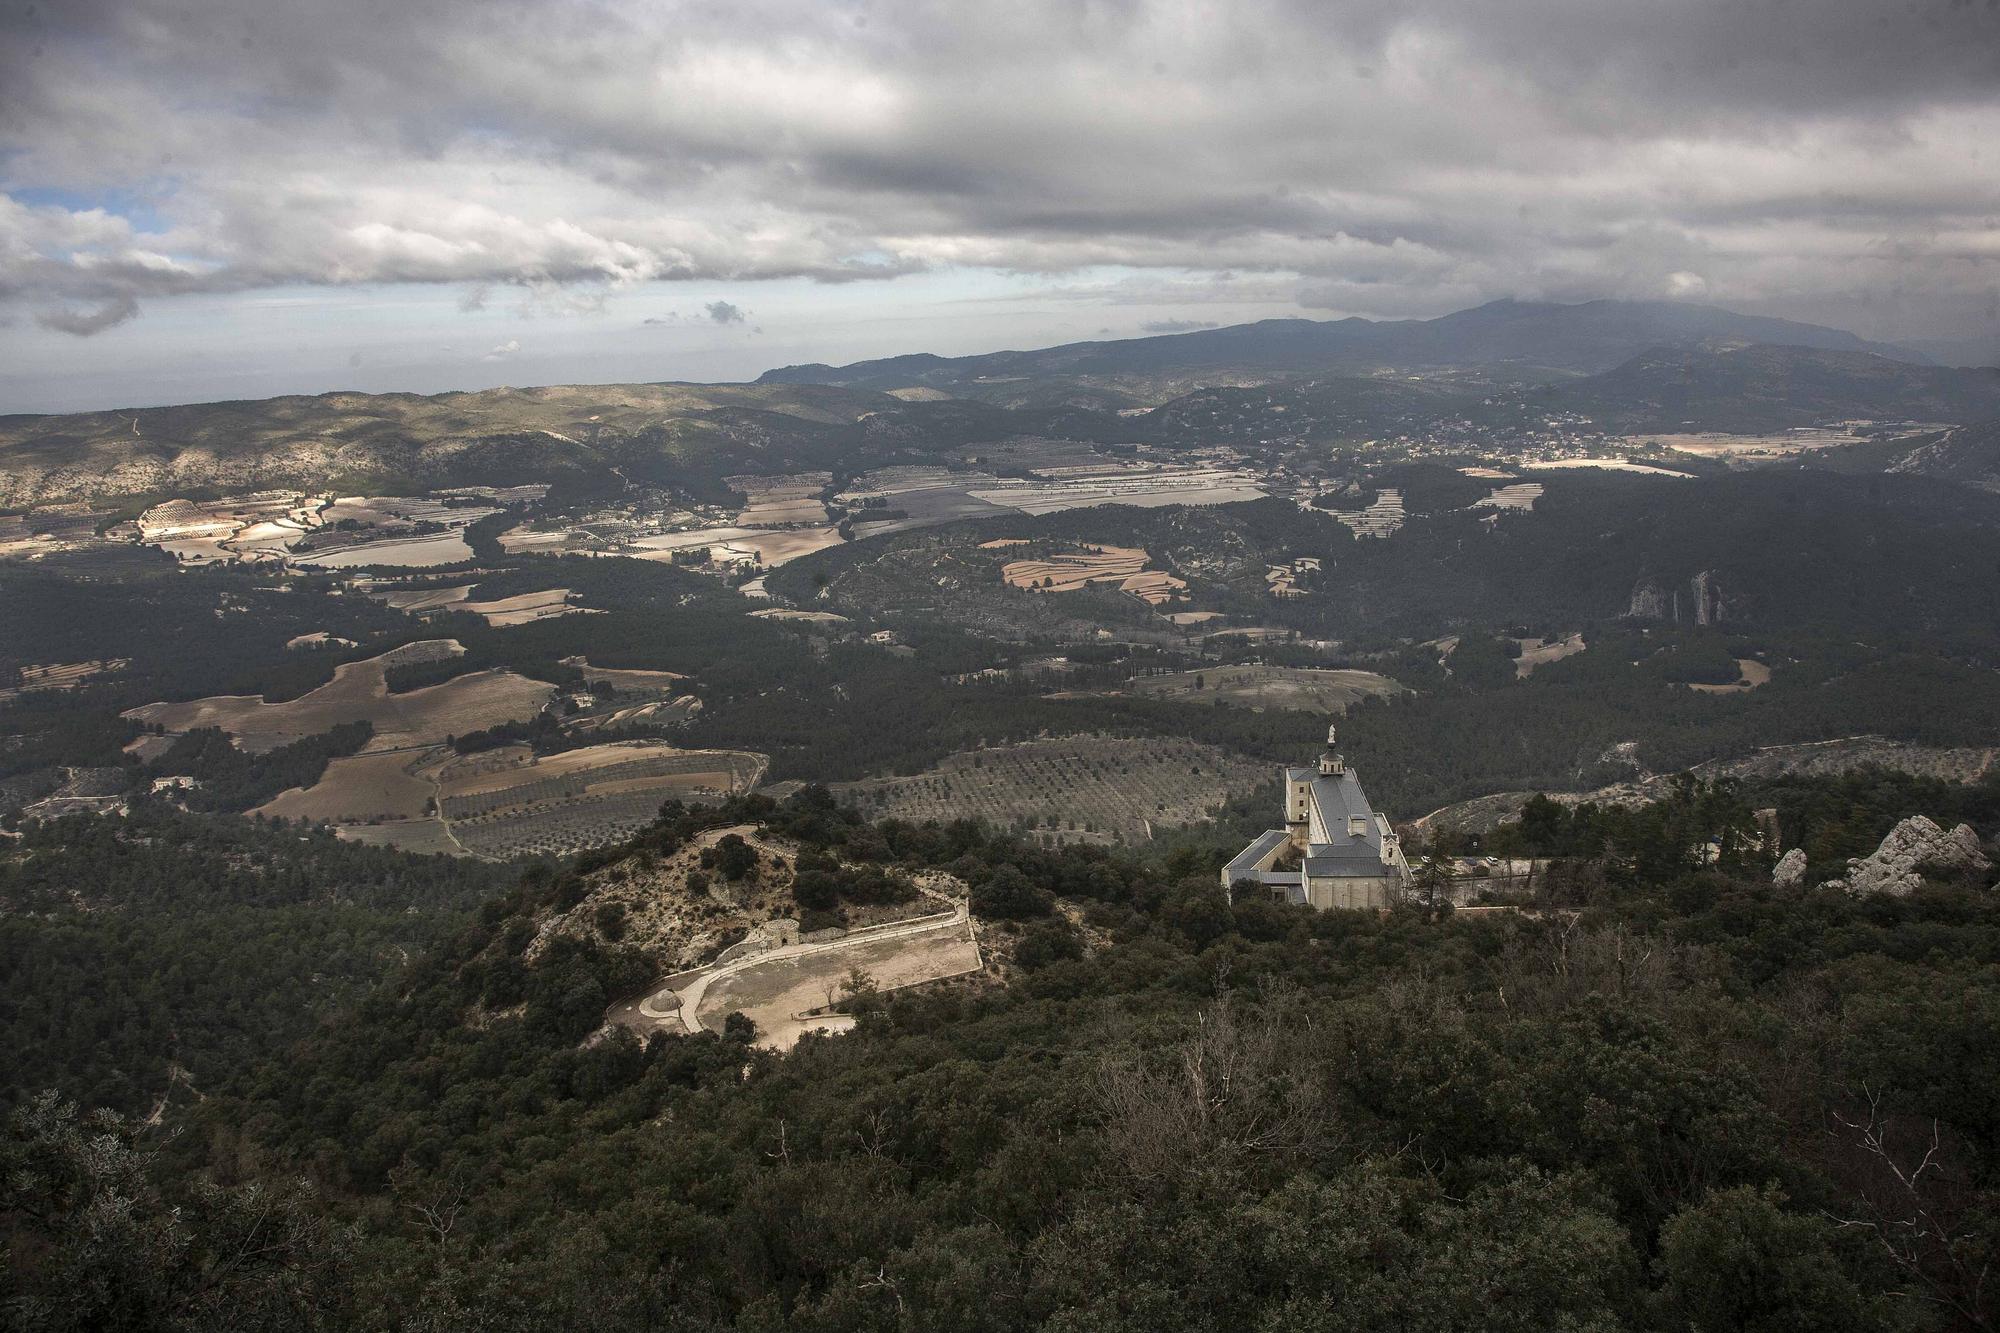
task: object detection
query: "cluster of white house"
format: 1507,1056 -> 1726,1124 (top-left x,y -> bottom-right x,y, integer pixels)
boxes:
1221,726 -> 1411,909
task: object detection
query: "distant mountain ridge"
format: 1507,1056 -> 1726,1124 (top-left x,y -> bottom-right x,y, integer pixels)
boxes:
759,298 -> 1930,401
1545,344 -> 2000,432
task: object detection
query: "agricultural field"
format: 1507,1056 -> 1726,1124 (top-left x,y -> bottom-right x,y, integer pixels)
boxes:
282,739 -> 766,858
963,462 -> 1266,515
835,466 -> 1019,538
1689,658 -> 1774,694
331,819 -> 462,855
1121,664 -> 1402,713
621,524 -> 846,567
369,583 -> 588,626
1522,458 -> 1695,478
123,639 -> 553,752
1327,487 -> 1405,538
1000,543 -> 1187,605
833,458 -> 1265,540
442,743 -> 766,858
285,631 -> 357,651
1515,632 -> 1586,676
747,608 -> 850,625
292,531 -> 474,569
0,657 -> 129,702
368,584 -> 478,613
563,658 -> 689,695
253,749 -> 440,823
289,494 -> 501,569
1265,557 -> 1320,598
132,490 -> 506,568
1475,482 -> 1543,512
1628,427 -> 1875,461
729,472 -> 832,526
832,734 -> 1271,843
135,492 -> 322,564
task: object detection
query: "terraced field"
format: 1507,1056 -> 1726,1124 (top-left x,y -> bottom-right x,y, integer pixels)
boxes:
832,734 -> 1269,843
1000,544 -> 1187,605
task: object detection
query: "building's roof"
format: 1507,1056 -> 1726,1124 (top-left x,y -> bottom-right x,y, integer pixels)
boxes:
1304,770 -> 1397,874
1284,766 -> 1316,782
1223,828 -> 1292,882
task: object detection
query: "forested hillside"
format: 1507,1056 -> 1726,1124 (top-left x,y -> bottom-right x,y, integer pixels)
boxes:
4,779 -> 1996,1330
0,805 -> 507,1117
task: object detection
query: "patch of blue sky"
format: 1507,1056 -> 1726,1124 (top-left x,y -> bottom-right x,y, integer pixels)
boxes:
6,184 -> 170,235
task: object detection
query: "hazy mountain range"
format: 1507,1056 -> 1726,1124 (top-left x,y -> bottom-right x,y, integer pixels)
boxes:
4,298 -> 1999,506
760,298 -> 1946,402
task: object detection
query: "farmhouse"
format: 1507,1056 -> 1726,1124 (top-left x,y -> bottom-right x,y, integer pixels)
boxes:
1221,725 -> 1411,909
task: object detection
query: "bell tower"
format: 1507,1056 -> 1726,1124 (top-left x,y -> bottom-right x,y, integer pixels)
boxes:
1318,722 -> 1344,776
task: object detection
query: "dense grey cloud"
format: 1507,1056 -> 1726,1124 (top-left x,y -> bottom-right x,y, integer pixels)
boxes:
704,301 -> 747,325
2,0 -> 1998,341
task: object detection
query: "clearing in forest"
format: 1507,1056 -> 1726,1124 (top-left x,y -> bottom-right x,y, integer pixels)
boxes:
1123,664 -> 1402,713
1514,633 -> 1586,677
1689,659 -> 1774,694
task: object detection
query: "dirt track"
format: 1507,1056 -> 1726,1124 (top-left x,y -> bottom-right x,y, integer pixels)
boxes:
620,902 -> 981,1050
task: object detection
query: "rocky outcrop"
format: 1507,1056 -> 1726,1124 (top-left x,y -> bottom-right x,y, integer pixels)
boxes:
1626,580 -> 1671,620
1626,571 -> 1726,625
1821,816 -> 1990,897
1772,848 -> 1808,889
1408,738 -> 1999,841
1690,569 -> 1725,626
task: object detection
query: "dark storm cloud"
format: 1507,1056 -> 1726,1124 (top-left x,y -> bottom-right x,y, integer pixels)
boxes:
2,0 -> 1997,335
35,295 -> 139,336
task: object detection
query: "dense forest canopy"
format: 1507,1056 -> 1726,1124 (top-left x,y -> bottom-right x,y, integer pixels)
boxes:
3,776 -> 1996,1330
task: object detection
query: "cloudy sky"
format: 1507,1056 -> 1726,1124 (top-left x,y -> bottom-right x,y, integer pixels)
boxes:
3,0 -> 1998,412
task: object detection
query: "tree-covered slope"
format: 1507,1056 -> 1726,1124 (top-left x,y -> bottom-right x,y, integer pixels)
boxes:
5,780 -> 1997,1330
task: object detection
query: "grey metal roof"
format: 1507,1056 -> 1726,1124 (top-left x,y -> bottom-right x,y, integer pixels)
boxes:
1222,828 -> 1292,880
1301,768 -> 1401,877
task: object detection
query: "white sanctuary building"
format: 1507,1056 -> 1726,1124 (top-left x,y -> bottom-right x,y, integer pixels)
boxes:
1220,725 -> 1411,909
